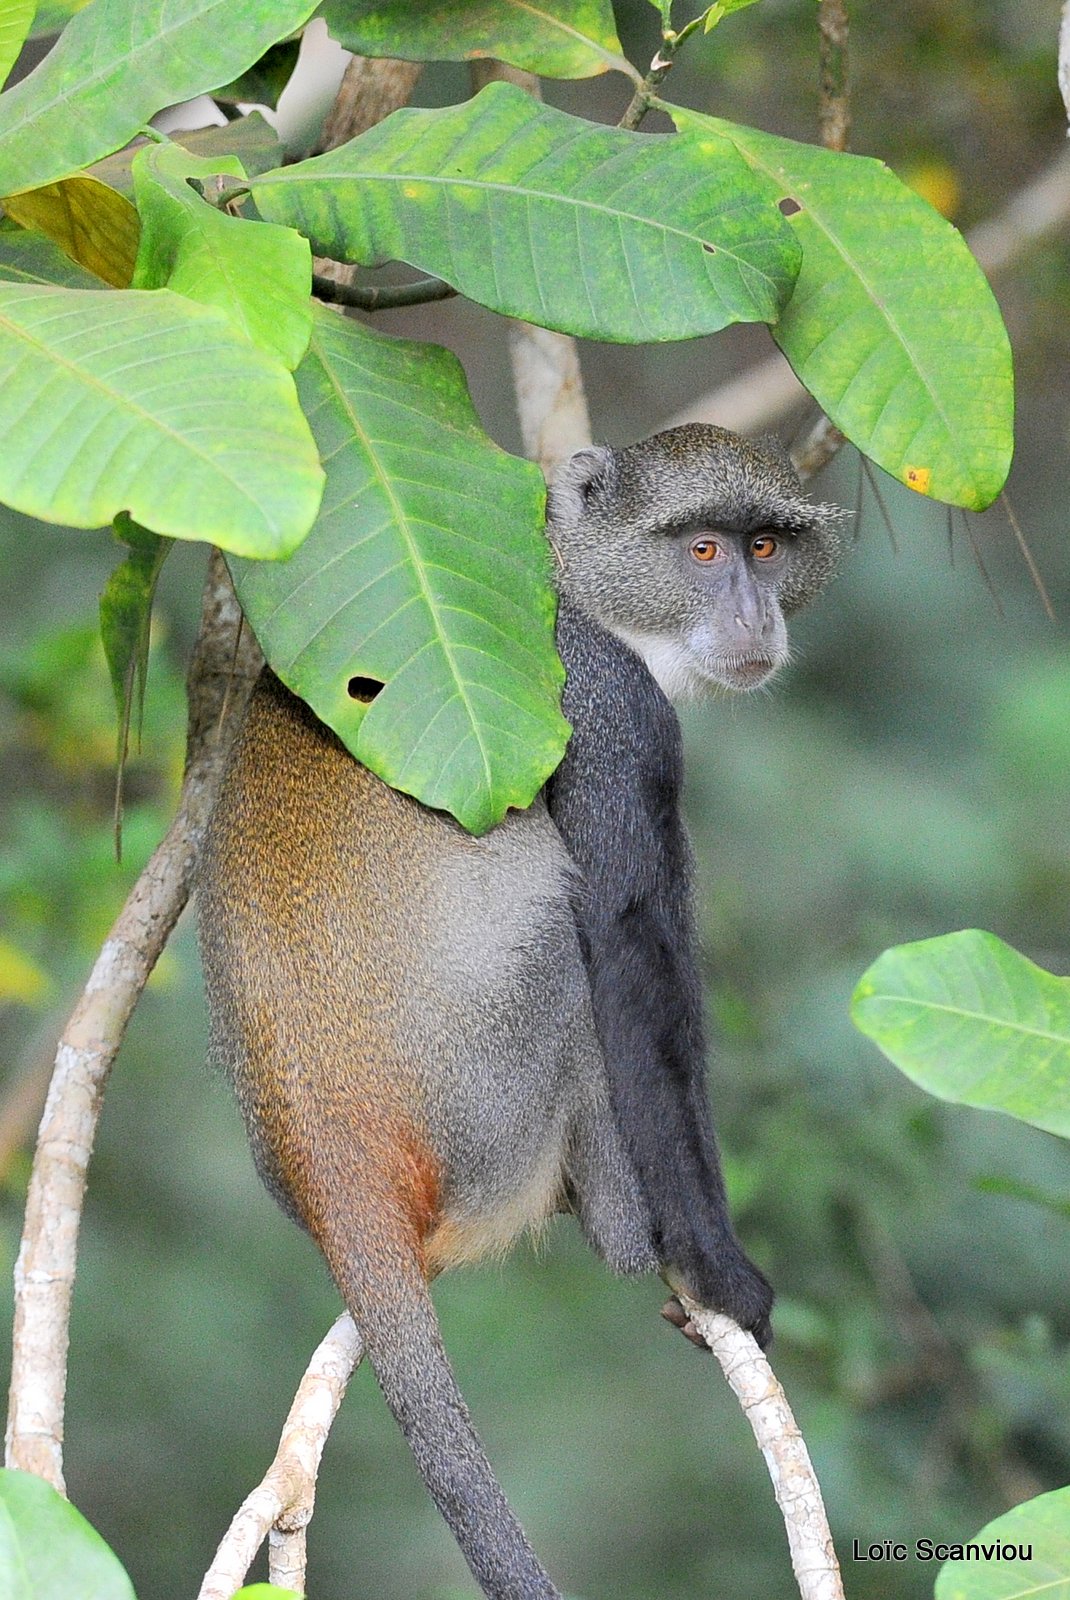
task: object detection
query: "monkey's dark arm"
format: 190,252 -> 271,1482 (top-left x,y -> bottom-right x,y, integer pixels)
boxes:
547,598 -> 772,1346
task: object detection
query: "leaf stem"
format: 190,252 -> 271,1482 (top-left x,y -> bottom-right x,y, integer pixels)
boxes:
619,6 -> 716,130
311,272 -> 457,312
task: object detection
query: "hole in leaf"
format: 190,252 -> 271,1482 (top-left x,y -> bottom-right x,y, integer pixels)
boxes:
778,196 -> 802,217
702,241 -> 717,253
347,675 -> 384,703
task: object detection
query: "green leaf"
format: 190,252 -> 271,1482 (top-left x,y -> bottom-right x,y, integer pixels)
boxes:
703,0 -> 762,27
231,306 -> 566,835
214,38 -> 301,107
933,1485 -> 1070,1599
673,108 -> 1014,510
251,84 -> 801,343
0,216 -> 104,284
0,283 -> 324,554
100,514 -> 172,855
89,113 -> 284,198
234,1588 -> 303,1600
131,142 -> 312,370
852,930 -> 1070,1139
0,0 -> 35,90
3,174 -> 139,285
0,1468 -> 136,1600
101,513 -> 171,741
27,0 -> 86,38
0,0 -> 320,196
319,0 -> 632,81
974,1175 -> 1070,1221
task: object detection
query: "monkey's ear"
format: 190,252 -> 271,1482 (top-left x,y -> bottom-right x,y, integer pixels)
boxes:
547,445 -> 614,523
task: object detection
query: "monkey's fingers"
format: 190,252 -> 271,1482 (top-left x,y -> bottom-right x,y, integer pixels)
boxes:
660,1295 -> 711,1352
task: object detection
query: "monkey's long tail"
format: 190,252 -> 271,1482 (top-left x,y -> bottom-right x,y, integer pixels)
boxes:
327,1238 -> 562,1600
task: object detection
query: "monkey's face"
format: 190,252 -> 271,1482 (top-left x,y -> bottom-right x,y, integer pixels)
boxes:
547,423 -> 848,701
614,525 -> 793,698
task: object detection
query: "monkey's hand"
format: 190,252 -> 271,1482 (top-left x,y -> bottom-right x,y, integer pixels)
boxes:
662,1249 -> 774,1351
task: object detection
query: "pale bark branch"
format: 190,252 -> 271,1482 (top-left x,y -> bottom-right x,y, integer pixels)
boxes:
679,1294 -> 846,1600
817,0 -> 850,153
1060,1 -> 1070,127
197,1315 -> 365,1600
5,552 -> 261,1490
469,61 -> 592,475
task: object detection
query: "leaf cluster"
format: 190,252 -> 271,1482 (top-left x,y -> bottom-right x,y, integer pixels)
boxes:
0,0 -> 1014,831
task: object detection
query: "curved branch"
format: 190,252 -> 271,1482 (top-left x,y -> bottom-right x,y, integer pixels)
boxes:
678,1294 -> 846,1600
4,552 -> 262,1490
311,271 -> 456,312
198,1315 -> 365,1600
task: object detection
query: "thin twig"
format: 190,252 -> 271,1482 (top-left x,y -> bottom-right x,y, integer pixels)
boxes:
5,552 -> 262,1490
1001,491 -> 1055,618
962,511 -> 1006,619
679,1295 -> 845,1600
198,1315 -> 365,1600
785,1 -> 851,474
860,457 -> 898,552
817,0 -> 850,152
311,271 -> 457,312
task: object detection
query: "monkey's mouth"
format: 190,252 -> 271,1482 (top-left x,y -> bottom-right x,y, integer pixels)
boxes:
716,654 -> 779,691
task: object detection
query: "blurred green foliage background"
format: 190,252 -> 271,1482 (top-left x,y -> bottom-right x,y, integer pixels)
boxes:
1,2 -> 1069,1597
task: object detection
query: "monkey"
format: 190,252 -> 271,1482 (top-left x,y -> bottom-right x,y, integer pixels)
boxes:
196,423 -> 846,1600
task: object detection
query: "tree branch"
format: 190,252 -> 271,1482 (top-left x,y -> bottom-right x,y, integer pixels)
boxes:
817,0 -> 850,153
678,1294 -> 846,1600
1060,1 -> 1070,127
5,552 -> 261,1489
311,271 -> 456,311
469,61 -> 592,474
197,1315 -> 365,1600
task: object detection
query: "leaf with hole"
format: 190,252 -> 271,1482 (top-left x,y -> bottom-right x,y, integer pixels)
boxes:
0,0 -> 320,195
852,929 -> 1070,1138
674,109 -> 1013,510
132,142 -> 312,369
231,306 -> 565,835
3,175 -> 139,286
0,1469 -> 136,1600
319,0 -> 632,80
250,83 -> 801,343
0,283 -> 323,554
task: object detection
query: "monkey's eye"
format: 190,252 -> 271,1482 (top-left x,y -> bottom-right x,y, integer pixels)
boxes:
689,537 -> 722,563
750,534 -> 780,561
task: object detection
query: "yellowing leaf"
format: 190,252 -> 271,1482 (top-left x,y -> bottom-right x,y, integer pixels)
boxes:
3,174 -> 139,286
